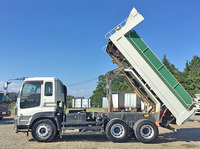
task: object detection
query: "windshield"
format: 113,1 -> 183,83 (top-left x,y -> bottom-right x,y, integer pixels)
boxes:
0,93 -> 11,103
0,94 -> 3,103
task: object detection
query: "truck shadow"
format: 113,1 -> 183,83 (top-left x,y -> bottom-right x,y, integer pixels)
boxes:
0,118 -> 14,125
28,134 -> 110,142
29,134 -> 138,143
157,128 -> 200,143
55,134 -> 110,142
29,128 -> 200,143
55,128 -> 200,143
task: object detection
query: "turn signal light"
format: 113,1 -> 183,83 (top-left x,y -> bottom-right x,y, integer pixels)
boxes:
143,114 -> 149,117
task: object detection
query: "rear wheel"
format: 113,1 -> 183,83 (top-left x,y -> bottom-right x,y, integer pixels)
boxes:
134,119 -> 158,143
32,119 -> 56,142
106,119 -> 130,142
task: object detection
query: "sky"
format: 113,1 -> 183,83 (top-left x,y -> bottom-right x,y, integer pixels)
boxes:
0,0 -> 199,97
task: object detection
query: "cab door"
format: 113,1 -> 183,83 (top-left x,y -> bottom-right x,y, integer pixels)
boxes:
17,81 -> 43,126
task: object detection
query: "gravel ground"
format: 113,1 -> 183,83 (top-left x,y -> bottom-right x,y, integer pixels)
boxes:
1,116 -> 200,149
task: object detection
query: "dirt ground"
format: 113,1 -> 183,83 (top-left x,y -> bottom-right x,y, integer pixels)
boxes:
0,116 -> 200,149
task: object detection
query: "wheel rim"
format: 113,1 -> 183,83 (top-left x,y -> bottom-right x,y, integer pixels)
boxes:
36,123 -> 51,139
111,124 -> 125,138
140,125 -> 154,139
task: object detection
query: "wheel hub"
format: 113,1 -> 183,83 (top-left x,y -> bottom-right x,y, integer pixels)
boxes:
140,125 -> 154,139
37,124 -> 50,138
111,124 -> 125,138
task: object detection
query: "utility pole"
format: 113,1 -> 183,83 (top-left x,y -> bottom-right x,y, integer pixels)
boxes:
106,67 -> 124,112
106,76 -> 113,112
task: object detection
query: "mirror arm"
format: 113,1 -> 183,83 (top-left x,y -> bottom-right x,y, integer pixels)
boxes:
3,77 -> 27,95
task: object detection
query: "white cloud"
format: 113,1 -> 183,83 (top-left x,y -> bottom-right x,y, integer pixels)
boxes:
68,88 -> 93,98
0,81 -> 4,92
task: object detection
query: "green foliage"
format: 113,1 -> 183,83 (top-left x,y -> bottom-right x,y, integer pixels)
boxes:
8,93 -> 18,102
91,73 -> 133,107
111,77 -> 133,93
179,55 -> 200,97
67,95 -> 74,108
162,54 -> 181,80
162,54 -> 200,97
90,75 -> 107,107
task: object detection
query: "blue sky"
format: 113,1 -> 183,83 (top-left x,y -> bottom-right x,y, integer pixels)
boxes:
0,0 -> 199,97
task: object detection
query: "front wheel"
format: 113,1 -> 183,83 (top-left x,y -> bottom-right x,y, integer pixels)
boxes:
32,119 -> 56,142
134,119 -> 158,143
106,119 -> 130,142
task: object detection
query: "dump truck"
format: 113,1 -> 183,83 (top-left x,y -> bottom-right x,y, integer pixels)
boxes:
4,8 -> 195,143
0,92 -> 11,120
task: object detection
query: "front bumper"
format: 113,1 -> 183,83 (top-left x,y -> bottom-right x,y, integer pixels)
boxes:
14,117 -> 30,133
14,117 -> 18,133
0,110 -> 11,117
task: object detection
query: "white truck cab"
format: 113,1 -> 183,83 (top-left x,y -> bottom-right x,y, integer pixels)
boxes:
14,77 -> 67,134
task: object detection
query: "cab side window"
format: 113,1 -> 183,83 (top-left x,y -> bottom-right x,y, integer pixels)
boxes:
45,82 -> 53,96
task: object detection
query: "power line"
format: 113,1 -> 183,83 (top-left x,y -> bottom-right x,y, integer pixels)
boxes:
67,77 -> 97,87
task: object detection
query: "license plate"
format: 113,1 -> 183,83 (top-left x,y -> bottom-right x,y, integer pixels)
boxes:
2,112 -> 6,115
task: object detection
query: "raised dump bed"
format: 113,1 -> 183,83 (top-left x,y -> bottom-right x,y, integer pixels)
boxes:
106,8 -> 195,125
126,31 -> 193,109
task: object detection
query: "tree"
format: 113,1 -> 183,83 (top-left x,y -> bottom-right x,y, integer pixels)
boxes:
162,54 -> 171,69
180,55 -> 200,97
111,76 -> 133,93
162,54 -> 200,97
8,93 -> 18,102
90,75 -> 107,107
162,54 -> 181,80
67,95 -> 74,108
91,73 -> 133,107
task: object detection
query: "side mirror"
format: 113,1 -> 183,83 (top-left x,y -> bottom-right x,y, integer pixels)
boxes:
3,82 -> 8,90
3,81 -> 11,93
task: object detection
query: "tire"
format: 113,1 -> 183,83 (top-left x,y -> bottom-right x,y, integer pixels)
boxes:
106,119 -> 130,142
0,117 -> 3,120
32,119 -> 56,142
134,119 -> 158,143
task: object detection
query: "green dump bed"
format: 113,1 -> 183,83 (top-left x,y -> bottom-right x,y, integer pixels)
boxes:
126,31 -> 192,109
106,8 -> 194,125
